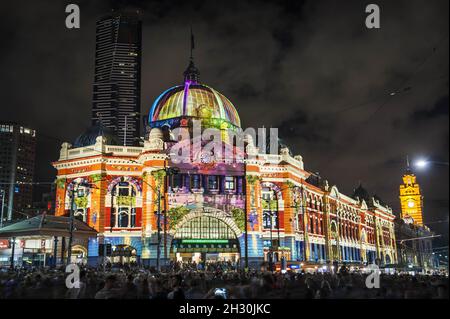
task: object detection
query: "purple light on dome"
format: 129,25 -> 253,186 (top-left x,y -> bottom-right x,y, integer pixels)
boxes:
182,80 -> 192,116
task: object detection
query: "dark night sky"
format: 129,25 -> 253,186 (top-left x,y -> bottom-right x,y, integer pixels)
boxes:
0,0 -> 448,244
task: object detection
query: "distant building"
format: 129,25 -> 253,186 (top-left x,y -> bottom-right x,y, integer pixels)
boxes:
91,9 -> 142,146
0,123 -> 36,223
395,217 -> 435,273
396,161 -> 435,273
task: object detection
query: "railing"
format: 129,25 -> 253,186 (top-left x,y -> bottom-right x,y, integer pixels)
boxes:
64,145 -> 143,160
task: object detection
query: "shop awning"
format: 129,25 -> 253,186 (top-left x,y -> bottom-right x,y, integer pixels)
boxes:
0,214 -> 97,239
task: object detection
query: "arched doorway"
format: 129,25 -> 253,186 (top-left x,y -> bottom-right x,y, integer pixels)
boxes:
330,221 -> 339,261
171,214 -> 241,264
385,253 -> 392,265
70,245 -> 88,265
111,245 -> 138,265
360,229 -> 367,263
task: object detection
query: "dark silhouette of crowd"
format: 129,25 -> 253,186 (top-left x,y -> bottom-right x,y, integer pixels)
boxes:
0,262 -> 448,299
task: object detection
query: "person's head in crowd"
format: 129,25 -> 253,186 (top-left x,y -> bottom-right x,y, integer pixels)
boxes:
104,275 -> 117,290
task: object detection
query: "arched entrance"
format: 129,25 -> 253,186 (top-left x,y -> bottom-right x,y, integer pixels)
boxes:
170,211 -> 242,264
111,244 -> 138,265
360,229 -> 367,263
330,221 -> 339,261
385,253 -> 392,265
70,245 -> 87,265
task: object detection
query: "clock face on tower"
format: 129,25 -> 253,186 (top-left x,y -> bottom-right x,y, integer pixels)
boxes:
200,151 -> 213,164
195,150 -> 217,169
407,200 -> 415,208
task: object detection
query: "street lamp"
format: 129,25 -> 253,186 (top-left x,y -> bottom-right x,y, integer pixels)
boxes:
67,181 -> 97,265
415,160 -> 428,168
414,159 -> 449,169
129,157 -> 179,272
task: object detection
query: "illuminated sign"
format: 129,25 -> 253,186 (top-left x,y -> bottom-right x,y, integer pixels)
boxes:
181,239 -> 229,244
0,240 -> 10,249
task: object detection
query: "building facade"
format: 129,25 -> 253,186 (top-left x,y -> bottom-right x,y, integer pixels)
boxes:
0,123 -> 36,223
395,217 -> 435,273
91,9 -> 142,146
52,57 -> 398,268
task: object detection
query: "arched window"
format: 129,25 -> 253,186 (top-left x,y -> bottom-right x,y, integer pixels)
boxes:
315,216 -> 319,234
262,187 -> 278,230
308,196 -> 313,208
112,182 -> 137,228
296,213 -> 302,231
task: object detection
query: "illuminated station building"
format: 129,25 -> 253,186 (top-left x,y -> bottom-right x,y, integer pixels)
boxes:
52,59 -> 397,268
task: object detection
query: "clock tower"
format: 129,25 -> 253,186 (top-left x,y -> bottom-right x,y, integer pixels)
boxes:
399,158 -> 424,225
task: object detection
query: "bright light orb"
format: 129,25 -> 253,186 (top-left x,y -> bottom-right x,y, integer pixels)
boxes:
415,160 -> 428,168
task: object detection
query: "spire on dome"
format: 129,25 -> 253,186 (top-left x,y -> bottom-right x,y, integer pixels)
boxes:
183,26 -> 200,83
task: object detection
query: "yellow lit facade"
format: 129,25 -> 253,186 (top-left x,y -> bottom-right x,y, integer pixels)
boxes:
399,170 -> 424,225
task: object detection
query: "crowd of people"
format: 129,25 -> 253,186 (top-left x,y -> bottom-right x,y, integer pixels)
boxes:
0,262 -> 448,299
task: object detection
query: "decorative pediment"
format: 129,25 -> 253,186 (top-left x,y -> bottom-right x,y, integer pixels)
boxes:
329,185 -> 339,199
360,199 -> 368,210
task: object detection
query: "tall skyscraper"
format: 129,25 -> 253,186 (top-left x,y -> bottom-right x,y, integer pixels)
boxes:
0,123 -> 36,223
91,9 -> 142,146
399,160 -> 424,225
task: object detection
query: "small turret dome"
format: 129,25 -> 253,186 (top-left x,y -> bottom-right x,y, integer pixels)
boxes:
73,122 -> 119,148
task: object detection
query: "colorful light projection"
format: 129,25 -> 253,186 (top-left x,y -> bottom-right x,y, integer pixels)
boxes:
148,83 -> 241,129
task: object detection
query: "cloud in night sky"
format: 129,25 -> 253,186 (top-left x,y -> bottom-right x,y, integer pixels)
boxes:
0,0 -> 448,243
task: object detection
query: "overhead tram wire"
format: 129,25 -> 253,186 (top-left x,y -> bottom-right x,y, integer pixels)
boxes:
1,201 -> 33,219
424,219 -> 449,225
364,33 -> 449,122
332,73 -> 448,116
328,33 -> 449,118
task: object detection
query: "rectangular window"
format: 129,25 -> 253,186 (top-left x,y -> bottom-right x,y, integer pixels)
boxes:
208,176 -> 218,190
191,175 -> 200,189
171,174 -> 182,188
225,176 -> 235,190
118,187 -> 129,196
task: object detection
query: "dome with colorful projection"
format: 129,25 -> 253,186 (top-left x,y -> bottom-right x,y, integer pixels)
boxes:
148,58 -> 241,131
148,83 -> 241,130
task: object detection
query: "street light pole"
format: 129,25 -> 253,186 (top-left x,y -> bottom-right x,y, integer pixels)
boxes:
156,189 -> 162,272
0,189 -> 5,228
10,236 -> 16,269
244,164 -> 248,270
67,182 -> 97,265
163,161 -> 168,264
67,188 -> 75,265
129,157 -> 178,272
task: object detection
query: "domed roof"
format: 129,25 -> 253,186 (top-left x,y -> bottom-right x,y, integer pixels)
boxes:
73,122 -> 119,148
148,82 -> 241,130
